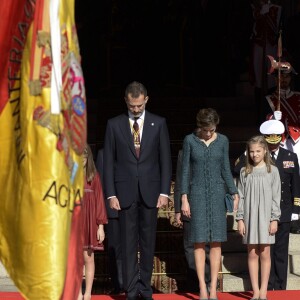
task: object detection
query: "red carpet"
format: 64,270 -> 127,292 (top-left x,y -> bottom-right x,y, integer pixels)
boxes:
0,290 -> 300,300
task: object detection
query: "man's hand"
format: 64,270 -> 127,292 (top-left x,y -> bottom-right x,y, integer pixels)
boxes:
109,197 -> 121,210
156,195 -> 168,208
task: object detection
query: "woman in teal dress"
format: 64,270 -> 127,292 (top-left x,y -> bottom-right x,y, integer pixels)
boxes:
181,108 -> 239,300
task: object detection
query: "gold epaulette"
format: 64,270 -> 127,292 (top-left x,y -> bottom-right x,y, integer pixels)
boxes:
294,198 -> 300,206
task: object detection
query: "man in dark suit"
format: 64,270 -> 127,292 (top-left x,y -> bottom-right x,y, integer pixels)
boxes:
174,149 -> 211,293
96,149 -> 124,294
103,81 -> 172,300
234,119 -> 300,290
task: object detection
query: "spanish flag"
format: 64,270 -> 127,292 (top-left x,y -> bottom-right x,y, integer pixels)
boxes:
0,1 -> 86,299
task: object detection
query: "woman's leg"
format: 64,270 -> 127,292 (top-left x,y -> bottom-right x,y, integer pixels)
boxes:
248,245 -> 260,299
194,242 -> 208,299
209,242 -> 221,299
83,249 -> 95,300
259,244 -> 271,299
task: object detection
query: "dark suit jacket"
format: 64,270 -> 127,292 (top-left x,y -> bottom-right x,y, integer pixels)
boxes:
96,148 -> 118,218
234,147 -> 300,222
103,111 -> 172,208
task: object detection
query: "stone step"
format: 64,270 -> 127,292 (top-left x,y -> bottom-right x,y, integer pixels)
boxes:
222,231 -> 300,254
221,252 -> 248,274
221,250 -> 300,275
222,273 -> 251,292
289,233 -> 300,252
0,276 -> 18,292
222,231 -> 247,253
288,251 -> 300,275
222,272 -> 300,292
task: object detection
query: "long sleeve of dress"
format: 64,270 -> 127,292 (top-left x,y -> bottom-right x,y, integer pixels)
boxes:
221,136 -> 238,195
94,172 -> 108,225
236,168 -> 246,221
174,150 -> 183,213
270,167 -> 281,221
180,136 -> 191,195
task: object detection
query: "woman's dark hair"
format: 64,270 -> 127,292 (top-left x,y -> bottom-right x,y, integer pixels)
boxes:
196,108 -> 220,128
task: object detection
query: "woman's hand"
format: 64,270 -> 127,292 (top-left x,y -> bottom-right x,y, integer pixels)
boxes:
181,194 -> 191,218
233,193 -> 239,212
175,212 -> 182,225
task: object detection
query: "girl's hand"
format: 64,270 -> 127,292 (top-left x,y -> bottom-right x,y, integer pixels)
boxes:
237,220 -> 245,236
269,220 -> 278,236
97,225 -> 105,243
181,194 -> 191,218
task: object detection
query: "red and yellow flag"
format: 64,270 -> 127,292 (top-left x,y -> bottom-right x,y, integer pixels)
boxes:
0,1 -> 86,299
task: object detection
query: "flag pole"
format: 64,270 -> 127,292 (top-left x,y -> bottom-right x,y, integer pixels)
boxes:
277,30 -> 282,111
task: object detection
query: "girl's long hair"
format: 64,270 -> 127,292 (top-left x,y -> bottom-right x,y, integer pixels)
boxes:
84,144 -> 97,183
244,135 -> 273,174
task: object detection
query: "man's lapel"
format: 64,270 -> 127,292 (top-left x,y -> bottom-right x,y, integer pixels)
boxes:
140,111 -> 153,155
119,114 -> 136,157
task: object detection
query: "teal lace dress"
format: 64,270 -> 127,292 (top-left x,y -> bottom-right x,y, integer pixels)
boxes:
181,133 -> 237,243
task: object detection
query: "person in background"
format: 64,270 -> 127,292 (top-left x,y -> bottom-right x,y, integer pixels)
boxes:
174,149 -> 211,294
265,60 -> 300,234
249,0 -> 282,123
96,148 -> 124,294
234,118 -> 300,290
78,145 -> 108,300
236,135 -> 281,300
103,81 -> 172,300
266,62 -> 300,172
180,108 -> 239,300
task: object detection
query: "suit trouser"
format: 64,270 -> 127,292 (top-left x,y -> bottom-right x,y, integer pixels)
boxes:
106,218 -> 123,292
183,221 -> 211,292
119,195 -> 158,298
268,222 -> 290,290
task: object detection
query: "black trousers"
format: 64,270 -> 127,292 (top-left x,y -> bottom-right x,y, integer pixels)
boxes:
106,218 -> 123,292
119,194 -> 158,299
268,222 -> 291,290
183,220 -> 211,292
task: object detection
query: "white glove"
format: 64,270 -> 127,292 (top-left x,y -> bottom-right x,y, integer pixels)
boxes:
291,213 -> 299,221
274,111 -> 282,121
